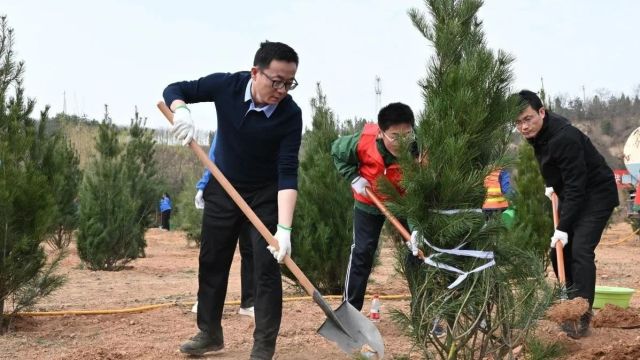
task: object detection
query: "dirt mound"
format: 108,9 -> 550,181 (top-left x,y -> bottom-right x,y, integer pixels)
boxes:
546,297 -> 590,323
593,304 -> 640,329
574,341 -> 640,360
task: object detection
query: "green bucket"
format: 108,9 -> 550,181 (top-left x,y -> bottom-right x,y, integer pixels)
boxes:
593,286 -> 635,309
501,209 -> 515,229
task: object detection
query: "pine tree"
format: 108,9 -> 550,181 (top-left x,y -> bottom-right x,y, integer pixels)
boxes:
510,143 -> 553,266
174,174 -> 203,245
41,128 -> 82,250
284,83 -> 354,293
390,1 -> 553,358
0,16 -> 65,331
76,114 -> 142,270
122,107 -> 159,256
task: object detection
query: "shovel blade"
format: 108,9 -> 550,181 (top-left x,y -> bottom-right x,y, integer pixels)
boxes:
317,301 -> 385,359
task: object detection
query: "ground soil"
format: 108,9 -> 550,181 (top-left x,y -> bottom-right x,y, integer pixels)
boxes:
2,222 -> 640,359
593,304 -> 640,328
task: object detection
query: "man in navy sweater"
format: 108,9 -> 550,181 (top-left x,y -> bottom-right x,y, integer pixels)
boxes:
164,41 -> 302,359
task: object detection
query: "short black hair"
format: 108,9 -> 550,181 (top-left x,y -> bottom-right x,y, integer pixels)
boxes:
377,102 -> 415,131
253,41 -> 299,68
517,90 -> 544,111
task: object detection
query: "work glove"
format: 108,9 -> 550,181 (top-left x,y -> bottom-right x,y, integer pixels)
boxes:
170,106 -> 195,146
544,186 -> 555,200
550,229 -> 568,249
194,189 -> 204,209
267,225 -> 292,263
408,230 -> 420,256
351,176 -> 371,196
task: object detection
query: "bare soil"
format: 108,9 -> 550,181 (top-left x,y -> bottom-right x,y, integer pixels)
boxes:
593,304 -> 640,329
2,222 -> 640,359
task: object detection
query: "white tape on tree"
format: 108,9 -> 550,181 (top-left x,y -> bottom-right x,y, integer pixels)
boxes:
420,235 -> 495,289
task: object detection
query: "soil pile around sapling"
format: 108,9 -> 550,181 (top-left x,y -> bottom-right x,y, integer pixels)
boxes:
546,297 -> 590,324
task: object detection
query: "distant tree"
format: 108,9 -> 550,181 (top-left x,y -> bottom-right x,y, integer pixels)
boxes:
173,174 -> 203,245
600,120 -> 613,136
0,16 -> 65,331
568,97 -> 585,120
76,115 -> 142,270
122,107 -> 159,256
283,83 -> 354,293
42,131 -> 82,250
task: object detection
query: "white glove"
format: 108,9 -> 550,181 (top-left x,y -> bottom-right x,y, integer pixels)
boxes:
194,189 -> 204,209
544,186 -> 555,200
408,230 -> 420,256
267,225 -> 292,263
351,176 -> 371,196
170,107 -> 195,146
550,229 -> 568,249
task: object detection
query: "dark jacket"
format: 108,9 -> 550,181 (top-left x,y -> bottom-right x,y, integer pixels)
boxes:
528,112 -> 618,232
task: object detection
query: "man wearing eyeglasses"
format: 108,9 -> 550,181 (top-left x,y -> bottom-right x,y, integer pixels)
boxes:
331,102 -> 421,312
163,41 -> 302,359
515,90 -> 618,339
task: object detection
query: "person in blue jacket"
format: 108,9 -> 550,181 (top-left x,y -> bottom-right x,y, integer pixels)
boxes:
193,133 -> 254,318
159,193 -> 172,231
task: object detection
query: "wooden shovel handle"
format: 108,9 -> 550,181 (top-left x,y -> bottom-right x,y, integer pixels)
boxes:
551,193 -> 566,284
157,101 -> 317,296
364,187 -> 426,260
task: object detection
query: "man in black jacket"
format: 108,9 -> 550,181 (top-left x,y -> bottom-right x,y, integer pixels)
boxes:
516,90 -> 619,338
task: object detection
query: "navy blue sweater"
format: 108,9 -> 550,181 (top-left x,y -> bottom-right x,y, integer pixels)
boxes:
163,71 -> 302,190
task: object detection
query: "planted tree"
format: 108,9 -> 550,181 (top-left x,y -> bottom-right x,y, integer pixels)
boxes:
390,1 -> 553,358
284,83 -> 354,293
122,107 -> 159,256
42,131 -> 82,250
0,16 -> 65,331
77,113 -> 142,270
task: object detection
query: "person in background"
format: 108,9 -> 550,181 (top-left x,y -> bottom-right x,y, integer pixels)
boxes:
482,167 -> 511,217
159,193 -> 172,231
192,133 -> 254,318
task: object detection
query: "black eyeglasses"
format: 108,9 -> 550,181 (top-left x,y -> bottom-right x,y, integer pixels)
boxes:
260,69 -> 298,91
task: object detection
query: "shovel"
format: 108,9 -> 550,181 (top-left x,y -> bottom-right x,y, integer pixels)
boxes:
364,187 -> 426,260
551,193 -> 568,300
157,102 -> 384,358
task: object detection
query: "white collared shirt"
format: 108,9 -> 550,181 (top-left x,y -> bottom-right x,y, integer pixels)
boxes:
244,79 -> 277,118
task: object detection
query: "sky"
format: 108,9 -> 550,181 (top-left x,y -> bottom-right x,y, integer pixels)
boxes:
3,0 -> 640,135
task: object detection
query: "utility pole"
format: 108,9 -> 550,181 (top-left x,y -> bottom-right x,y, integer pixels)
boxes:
582,85 -> 586,104
104,104 -> 110,122
63,91 -> 67,115
374,76 -> 382,117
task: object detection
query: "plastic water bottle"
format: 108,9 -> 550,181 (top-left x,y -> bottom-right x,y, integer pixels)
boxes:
370,295 -> 381,322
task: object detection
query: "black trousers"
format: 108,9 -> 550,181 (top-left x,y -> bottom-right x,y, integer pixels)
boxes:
550,205 -> 614,308
344,206 -> 419,310
198,180 -> 280,360
161,210 -> 171,230
238,224 -> 254,308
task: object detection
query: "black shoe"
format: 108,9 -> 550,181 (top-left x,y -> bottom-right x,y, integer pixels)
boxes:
561,311 -> 592,339
179,331 -> 224,355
